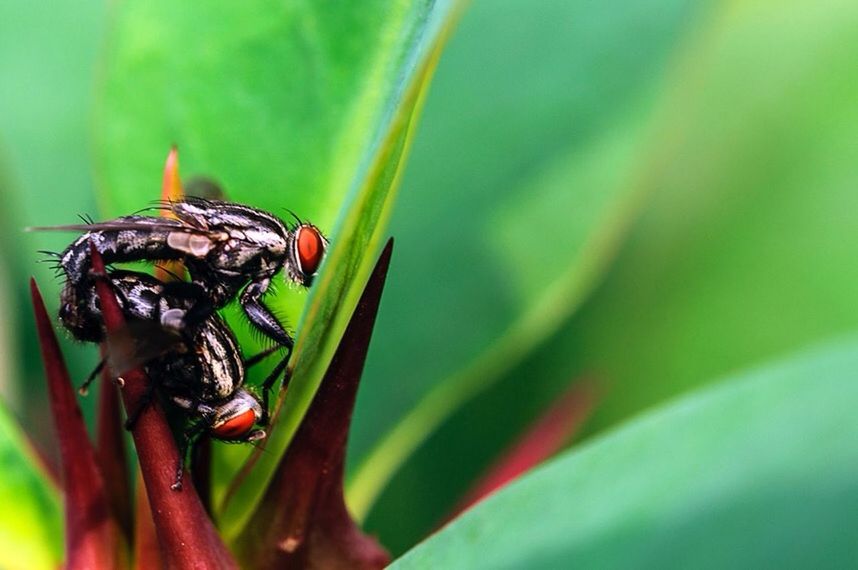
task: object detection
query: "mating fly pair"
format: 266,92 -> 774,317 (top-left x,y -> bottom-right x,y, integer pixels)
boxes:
38,198 -> 327,487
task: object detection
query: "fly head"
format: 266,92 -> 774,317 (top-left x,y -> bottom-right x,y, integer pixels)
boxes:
285,222 -> 328,287
209,388 -> 265,442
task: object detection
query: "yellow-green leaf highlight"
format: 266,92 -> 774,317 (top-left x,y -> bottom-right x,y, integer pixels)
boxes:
0,403 -> 62,570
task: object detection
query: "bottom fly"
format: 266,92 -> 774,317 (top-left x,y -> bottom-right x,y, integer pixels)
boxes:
73,269 -> 284,489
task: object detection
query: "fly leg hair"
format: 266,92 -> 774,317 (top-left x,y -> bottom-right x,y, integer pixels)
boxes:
238,280 -> 296,424
239,280 -> 294,353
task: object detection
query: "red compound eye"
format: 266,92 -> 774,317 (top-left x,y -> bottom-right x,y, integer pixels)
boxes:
296,225 -> 325,276
211,408 -> 256,440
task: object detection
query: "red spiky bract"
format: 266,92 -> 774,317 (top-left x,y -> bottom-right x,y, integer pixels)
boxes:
96,346 -> 133,539
88,242 -> 238,569
235,240 -> 395,570
133,469 -> 164,570
30,279 -> 127,569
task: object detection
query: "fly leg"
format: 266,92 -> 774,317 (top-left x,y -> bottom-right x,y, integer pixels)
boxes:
258,355 -> 291,426
243,344 -> 282,369
173,420 -> 208,491
239,280 -> 295,426
78,357 -> 107,396
243,343 -> 289,426
239,280 -> 294,353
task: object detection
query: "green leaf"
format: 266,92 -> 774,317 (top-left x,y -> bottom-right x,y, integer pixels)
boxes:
347,0 -> 705,525
392,336 -> 858,568
95,0 -> 465,535
530,0 -> 858,440
0,0 -> 103,429
0,403 -> 62,570
0,0 -> 102,228
354,0 -> 858,548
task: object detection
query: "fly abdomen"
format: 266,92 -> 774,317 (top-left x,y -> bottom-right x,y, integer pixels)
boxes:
59,268 -> 175,342
58,216 -> 187,337
155,318 -> 244,403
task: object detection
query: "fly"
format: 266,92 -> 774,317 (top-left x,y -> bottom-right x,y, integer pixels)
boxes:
73,269 -> 286,490
34,197 -> 328,360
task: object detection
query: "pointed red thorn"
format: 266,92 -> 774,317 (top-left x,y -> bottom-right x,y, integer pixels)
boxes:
236,240 -> 395,570
133,470 -> 165,570
30,278 -> 127,569
449,380 -> 598,519
96,346 -> 132,539
89,243 -> 238,569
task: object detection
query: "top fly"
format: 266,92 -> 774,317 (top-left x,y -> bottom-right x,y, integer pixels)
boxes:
35,198 -> 328,355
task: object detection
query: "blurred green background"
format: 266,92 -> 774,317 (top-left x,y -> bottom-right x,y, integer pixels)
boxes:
1,0 -> 857,562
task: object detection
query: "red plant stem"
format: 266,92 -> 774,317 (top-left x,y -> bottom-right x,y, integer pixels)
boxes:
88,243 -> 237,569
133,469 -> 164,570
96,346 -> 133,539
30,279 -> 127,569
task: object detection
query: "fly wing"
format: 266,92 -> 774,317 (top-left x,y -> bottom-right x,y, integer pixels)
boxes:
104,319 -> 187,375
28,215 -> 229,261
28,215 -> 229,258
28,217 -> 187,234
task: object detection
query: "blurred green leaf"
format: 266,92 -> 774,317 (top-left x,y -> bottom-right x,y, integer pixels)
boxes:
355,0 -> 858,549
95,0 -> 464,535
0,0 -> 103,439
536,0 -> 858,439
348,0 -> 704,524
0,403 -> 62,570
392,336 -> 858,568
0,0 -> 102,229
